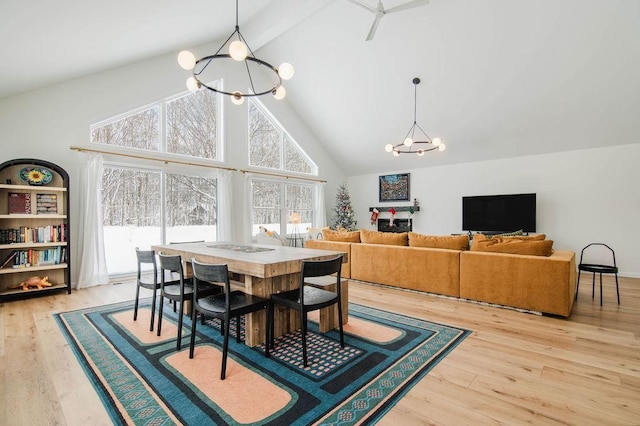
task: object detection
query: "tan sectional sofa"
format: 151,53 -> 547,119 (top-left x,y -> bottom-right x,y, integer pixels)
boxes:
460,250 -> 576,317
306,230 -> 576,317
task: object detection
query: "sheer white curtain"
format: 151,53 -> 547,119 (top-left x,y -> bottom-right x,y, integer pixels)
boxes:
242,173 -> 254,244
216,169 -> 233,242
314,182 -> 327,228
77,152 -> 109,288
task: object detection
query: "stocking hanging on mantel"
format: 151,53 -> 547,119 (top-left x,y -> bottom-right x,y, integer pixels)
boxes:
389,207 -> 396,227
370,208 -> 379,226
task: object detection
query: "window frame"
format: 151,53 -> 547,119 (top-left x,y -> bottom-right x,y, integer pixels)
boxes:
247,98 -> 317,176
90,80 -> 225,164
250,176 -> 318,238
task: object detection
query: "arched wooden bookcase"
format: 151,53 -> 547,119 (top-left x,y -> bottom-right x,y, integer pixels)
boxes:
0,159 -> 71,299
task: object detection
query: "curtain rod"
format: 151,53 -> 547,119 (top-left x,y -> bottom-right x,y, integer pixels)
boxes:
69,145 -> 238,171
240,169 -> 326,183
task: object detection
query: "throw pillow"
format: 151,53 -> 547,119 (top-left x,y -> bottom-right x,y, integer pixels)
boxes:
306,227 -> 324,240
471,234 -> 554,256
258,226 -> 287,246
502,234 -> 546,241
408,232 -> 469,250
485,229 -> 524,239
323,228 -> 361,243
360,229 -> 408,246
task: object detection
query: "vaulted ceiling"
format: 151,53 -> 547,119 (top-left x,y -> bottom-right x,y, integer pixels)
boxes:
2,0 -> 639,175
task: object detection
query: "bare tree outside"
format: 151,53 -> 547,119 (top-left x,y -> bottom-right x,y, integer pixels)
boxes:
91,107 -> 159,151
92,87 -> 220,275
249,101 -> 281,169
248,99 -> 317,236
166,90 -> 218,159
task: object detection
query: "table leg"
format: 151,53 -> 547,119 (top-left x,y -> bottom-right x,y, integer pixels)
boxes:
244,273 -> 300,347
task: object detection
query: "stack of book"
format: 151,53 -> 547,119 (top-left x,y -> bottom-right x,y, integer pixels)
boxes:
0,247 -> 66,268
36,193 -> 58,214
0,224 -> 67,244
8,193 -> 32,214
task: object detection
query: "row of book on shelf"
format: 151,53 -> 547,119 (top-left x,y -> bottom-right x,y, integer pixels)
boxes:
0,224 -> 67,244
7,192 -> 58,215
1,246 -> 67,269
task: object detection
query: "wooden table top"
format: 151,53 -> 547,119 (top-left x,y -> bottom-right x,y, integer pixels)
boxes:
151,242 -> 347,279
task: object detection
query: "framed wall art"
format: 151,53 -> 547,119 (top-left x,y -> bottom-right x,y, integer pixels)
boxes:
379,173 -> 410,202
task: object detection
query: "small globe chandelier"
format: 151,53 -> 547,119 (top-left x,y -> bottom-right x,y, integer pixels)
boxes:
177,0 -> 294,105
385,78 -> 446,156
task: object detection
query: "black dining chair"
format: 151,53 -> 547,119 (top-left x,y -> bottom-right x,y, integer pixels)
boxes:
576,243 -> 620,306
134,248 -> 162,332
157,254 -> 220,351
189,259 -> 270,380
268,255 -> 345,368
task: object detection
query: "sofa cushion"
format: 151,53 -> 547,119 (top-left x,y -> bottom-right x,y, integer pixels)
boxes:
471,233 -> 553,256
360,229 -> 408,246
485,229 -> 524,239
408,232 -> 469,250
323,228 -> 361,243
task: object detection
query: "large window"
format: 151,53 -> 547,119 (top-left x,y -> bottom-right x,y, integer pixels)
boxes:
247,99 -> 318,237
251,179 -> 315,237
91,84 -> 222,276
91,83 -> 221,160
248,99 -> 316,174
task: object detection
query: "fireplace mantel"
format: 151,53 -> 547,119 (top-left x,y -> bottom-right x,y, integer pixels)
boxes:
369,206 -> 420,212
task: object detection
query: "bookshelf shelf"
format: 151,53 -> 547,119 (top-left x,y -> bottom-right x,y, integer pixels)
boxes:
0,214 -> 67,219
0,263 -> 68,275
0,183 -> 66,192
0,159 -> 71,300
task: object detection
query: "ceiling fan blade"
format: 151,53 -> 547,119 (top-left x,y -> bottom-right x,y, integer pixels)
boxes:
345,0 -> 377,14
385,0 -> 429,14
365,13 -> 383,41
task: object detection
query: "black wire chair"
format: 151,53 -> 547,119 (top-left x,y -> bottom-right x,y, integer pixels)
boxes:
576,243 -> 620,306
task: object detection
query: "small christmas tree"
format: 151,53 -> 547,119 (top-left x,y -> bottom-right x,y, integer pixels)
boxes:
330,183 -> 357,230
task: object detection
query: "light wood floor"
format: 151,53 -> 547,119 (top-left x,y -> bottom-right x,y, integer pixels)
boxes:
1,275 -> 638,425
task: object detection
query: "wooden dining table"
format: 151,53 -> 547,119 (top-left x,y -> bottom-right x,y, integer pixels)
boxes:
151,242 -> 348,347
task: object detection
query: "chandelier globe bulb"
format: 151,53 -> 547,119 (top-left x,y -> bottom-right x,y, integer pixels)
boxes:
403,137 -> 413,147
438,143 -> 446,152
177,50 -> 196,70
278,63 -> 295,80
417,149 -> 425,156
432,137 -> 441,147
186,77 -> 200,93
231,92 -> 244,105
273,86 -> 286,100
393,150 -> 400,157
229,40 -> 248,61
384,144 -> 394,153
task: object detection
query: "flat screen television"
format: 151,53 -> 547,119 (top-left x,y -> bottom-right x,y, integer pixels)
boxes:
462,193 -> 536,233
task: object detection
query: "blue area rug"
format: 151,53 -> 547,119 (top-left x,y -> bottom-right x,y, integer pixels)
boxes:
55,300 -> 470,425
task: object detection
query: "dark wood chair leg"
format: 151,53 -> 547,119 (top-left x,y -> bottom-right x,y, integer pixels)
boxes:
176,300 -> 184,351
189,308 -> 198,359
149,288 -> 157,331
615,273 -> 620,304
301,308 -> 308,367
157,293 -> 165,336
221,315 -> 231,380
133,285 -> 140,321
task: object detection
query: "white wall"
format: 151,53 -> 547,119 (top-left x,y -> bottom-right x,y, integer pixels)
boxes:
0,49 -> 346,286
348,143 -> 640,277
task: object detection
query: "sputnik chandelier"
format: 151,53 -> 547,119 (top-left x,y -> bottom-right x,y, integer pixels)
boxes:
177,0 -> 294,105
385,77 -> 446,156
